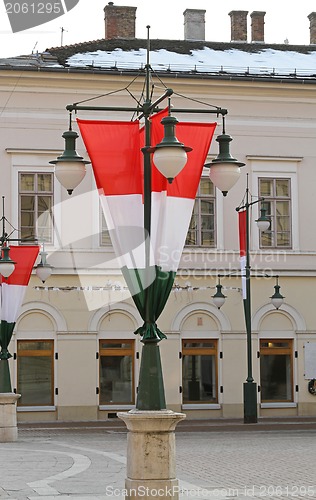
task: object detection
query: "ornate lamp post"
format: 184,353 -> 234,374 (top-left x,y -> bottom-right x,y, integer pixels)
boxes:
237,184 -> 284,423
52,27 -> 244,495
0,197 -> 40,441
51,29 -> 242,410
236,185 -> 265,423
211,178 -> 284,423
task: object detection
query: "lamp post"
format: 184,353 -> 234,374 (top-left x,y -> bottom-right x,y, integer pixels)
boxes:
0,198 -> 40,441
51,28 -> 244,412
0,197 -> 40,392
211,178 -> 284,423
51,26 -> 246,497
236,185 -> 260,423
236,181 -> 282,423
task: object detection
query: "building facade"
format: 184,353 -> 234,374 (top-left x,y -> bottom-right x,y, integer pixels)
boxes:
1,6 -> 316,421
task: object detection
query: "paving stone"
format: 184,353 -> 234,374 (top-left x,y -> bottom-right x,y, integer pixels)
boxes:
0,423 -> 315,499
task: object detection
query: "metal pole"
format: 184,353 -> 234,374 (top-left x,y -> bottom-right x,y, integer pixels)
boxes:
243,179 -> 258,423
0,361 -> 12,393
136,26 -> 166,410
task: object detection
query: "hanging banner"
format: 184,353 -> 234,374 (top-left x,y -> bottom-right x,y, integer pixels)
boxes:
78,113 -> 217,340
0,245 -> 39,360
238,210 -> 247,300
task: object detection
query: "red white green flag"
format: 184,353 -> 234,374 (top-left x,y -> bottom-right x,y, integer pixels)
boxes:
0,245 -> 39,392
0,245 -> 39,360
78,113 -> 216,340
238,210 -> 247,300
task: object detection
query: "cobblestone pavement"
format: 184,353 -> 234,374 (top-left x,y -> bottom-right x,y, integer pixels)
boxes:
0,420 -> 316,499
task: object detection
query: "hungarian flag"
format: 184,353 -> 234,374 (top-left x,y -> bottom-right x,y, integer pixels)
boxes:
238,210 -> 247,300
0,246 -> 39,360
78,113 -> 216,340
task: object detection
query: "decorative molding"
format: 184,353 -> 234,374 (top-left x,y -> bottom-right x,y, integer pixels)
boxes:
171,301 -> 231,332
246,155 -> 303,162
6,148 -> 61,155
17,301 -> 68,332
252,302 -> 306,332
88,302 -> 141,332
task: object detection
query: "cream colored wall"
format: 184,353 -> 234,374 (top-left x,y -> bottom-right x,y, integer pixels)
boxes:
57,337 -> 97,407
1,68 -> 316,420
11,272 -> 316,420
2,69 -> 316,260
160,334 -> 181,410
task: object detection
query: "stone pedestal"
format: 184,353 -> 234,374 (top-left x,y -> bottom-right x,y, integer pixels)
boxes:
118,410 -> 186,500
0,393 -> 20,442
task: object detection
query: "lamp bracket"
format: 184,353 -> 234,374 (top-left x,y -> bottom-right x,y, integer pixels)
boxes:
236,197 -> 265,212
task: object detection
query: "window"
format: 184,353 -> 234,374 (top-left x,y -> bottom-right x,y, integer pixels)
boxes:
259,178 -> 291,248
19,172 -> 54,243
182,340 -> 218,403
260,340 -> 293,402
17,340 -> 54,407
99,340 -> 134,405
186,178 -> 216,247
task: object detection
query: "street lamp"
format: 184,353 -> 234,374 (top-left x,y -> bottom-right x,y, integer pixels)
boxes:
237,187 -> 266,423
51,26 -> 246,495
211,179 -> 284,423
270,275 -> 285,310
151,115 -> 192,183
49,117 -> 90,195
205,116 -> 245,196
0,244 -> 16,278
51,28 -> 244,412
0,197 -> 49,391
237,187 -> 284,423
212,276 -> 226,309
0,212 -> 39,442
35,243 -> 53,283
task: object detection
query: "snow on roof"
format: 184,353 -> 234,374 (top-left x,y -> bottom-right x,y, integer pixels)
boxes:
66,47 -> 316,77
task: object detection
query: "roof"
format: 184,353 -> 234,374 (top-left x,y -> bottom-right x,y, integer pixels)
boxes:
1,38 -> 316,81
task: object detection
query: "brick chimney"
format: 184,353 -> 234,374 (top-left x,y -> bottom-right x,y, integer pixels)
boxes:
308,12 -> 316,44
229,10 -> 248,42
104,2 -> 136,40
250,11 -> 265,43
183,9 -> 206,41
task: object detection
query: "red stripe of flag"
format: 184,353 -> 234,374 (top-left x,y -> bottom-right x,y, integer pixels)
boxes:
149,110 -> 217,199
78,112 -> 217,201
1,246 -> 40,285
77,120 -> 142,196
238,211 -> 247,300
238,210 -> 247,257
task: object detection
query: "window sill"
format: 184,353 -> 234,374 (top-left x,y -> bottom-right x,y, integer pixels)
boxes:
260,402 -> 296,409
99,405 -> 135,411
182,404 -> 221,410
182,247 -> 217,252
17,406 -> 56,412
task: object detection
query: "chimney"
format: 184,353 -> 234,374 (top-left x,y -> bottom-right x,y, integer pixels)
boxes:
104,2 -> 137,40
229,10 -> 248,42
308,12 -> 316,44
183,9 -> 206,41
250,11 -> 265,43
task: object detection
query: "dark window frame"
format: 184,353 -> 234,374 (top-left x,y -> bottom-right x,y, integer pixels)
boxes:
17,339 -> 54,407
99,339 -> 135,405
185,177 -> 216,247
182,339 -> 218,404
18,172 -> 54,244
260,339 -> 293,403
258,177 -> 292,249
